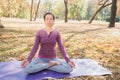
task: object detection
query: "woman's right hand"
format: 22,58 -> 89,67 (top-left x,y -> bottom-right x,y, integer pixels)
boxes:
21,60 -> 29,68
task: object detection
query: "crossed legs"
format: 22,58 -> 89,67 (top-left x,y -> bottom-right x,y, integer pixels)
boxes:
24,58 -> 73,74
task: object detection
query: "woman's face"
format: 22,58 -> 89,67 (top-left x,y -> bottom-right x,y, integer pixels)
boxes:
44,14 -> 54,28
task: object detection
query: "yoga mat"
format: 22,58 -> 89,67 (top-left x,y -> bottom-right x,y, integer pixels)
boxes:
0,59 -> 112,80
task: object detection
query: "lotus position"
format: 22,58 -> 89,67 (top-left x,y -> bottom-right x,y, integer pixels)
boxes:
21,12 -> 75,74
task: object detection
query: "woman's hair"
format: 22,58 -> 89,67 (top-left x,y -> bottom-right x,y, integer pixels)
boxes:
43,12 -> 55,20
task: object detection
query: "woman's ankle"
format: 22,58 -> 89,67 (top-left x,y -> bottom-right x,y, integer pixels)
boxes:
49,61 -> 60,67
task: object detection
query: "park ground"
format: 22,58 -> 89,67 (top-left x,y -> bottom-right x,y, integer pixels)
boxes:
0,17 -> 120,80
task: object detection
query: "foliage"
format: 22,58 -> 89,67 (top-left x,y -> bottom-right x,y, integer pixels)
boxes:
52,0 -> 65,19
38,0 -> 53,18
0,0 -> 113,20
86,1 -> 93,20
87,0 -> 111,21
68,0 -> 87,20
106,16 -> 120,22
0,0 -> 30,18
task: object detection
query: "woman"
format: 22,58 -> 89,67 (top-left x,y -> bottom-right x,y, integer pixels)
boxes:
21,12 -> 75,73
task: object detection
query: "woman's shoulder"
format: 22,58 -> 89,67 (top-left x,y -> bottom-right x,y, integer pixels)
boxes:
36,29 -> 44,36
38,29 -> 44,32
53,29 -> 60,33
53,29 -> 62,37
37,29 -> 44,33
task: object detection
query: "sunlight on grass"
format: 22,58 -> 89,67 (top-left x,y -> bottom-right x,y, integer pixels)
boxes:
0,26 -> 120,80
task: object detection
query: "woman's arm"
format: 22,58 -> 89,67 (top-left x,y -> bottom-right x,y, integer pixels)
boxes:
56,31 -> 75,68
56,31 -> 70,63
27,31 -> 41,62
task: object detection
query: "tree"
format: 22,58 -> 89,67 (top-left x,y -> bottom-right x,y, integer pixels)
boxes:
16,0 -> 30,18
89,0 -> 112,23
64,0 -> 68,22
34,0 -> 41,21
86,1 -> 93,20
108,0 -> 117,28
117,0 -> 120,15
0,0 -> 29,18
53,0 -> 64,19
30,0 -> 34,21
69,0 -> 87,20
7,0 -> 12,17
38,0 -> 53,18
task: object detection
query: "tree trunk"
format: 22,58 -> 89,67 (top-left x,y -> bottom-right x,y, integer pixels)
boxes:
0,19 -> 4,28
64,0 -> 68,23
34,0 -> 41,21
89,0 -> 112,24
108,0 -> 117,28
30,0 -> 34,21
8,0 -> 11,17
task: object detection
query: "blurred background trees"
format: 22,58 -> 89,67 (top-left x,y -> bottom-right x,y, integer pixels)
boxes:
0,0 -> 30,18
0,0 -> 120,25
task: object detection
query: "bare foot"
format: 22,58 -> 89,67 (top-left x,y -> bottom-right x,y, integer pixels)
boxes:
49,61 -> 60,67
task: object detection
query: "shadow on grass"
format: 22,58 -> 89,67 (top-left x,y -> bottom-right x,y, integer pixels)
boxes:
0,28 -> 34,38
64,27 -> 108,42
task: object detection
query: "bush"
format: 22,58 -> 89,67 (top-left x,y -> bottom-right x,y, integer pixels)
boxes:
106,16 -> 120,22
106,17 -> 110,22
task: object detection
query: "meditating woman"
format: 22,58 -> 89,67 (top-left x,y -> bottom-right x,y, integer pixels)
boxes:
21,12 -> 75,73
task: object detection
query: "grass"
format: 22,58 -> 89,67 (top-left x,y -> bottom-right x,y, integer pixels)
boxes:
0,20 -> 120,80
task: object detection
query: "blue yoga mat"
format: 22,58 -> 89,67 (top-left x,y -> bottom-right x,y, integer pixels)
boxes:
0,59 -> 112,80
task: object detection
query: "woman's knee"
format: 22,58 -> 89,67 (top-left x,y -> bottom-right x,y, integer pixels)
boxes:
24,65 -> 33,73
24,68 -> 32,73
24,63 -> 37,73
59,64 -> 73,73
59,62 -> 73,73
24,63 -> 50,73
24,66 -> 39,74
64,66 -> 73,73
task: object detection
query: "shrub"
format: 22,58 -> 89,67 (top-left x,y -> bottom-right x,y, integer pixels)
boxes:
106,16 -> 120,22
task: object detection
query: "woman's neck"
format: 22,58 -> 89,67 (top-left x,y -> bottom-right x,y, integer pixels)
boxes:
45,26 -> 54,31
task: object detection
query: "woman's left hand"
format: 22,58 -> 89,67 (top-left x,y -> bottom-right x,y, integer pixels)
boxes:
68,61 -> 75,68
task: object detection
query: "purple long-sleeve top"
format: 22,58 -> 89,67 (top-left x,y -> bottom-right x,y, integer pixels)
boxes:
27,29 -> 70,63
